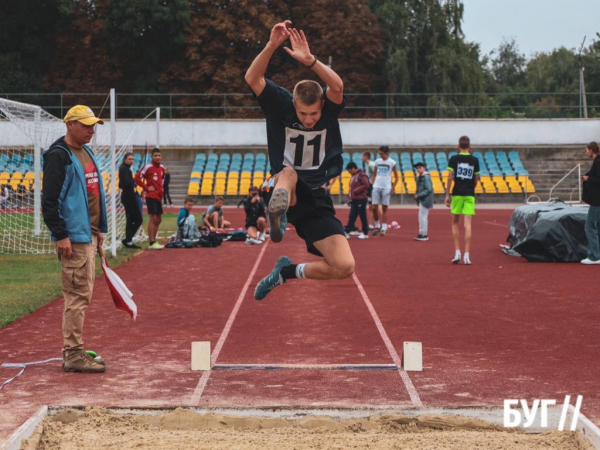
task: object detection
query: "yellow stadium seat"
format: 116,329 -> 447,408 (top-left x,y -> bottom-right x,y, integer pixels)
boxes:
191,171 -> 201,178
340,174 -> 350,194
11,172 -> 23,181
0,172 -> 9,180
24,172 -> 35,180
10,180 -> 20,191
253,174 -> 265,186
188,182 -> 199,196
200,178 -> 214,195
329,177 -> 340,195
475,183 -> 484,194
405,180 -> 416,194
241,172 -> 252,179
216,172 -> 226,180
394,181 -> 406,194
239,180 -> 252,194
226,178 -> 239,195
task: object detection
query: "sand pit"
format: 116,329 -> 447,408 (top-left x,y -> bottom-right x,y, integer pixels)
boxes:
18,407 -> 594,450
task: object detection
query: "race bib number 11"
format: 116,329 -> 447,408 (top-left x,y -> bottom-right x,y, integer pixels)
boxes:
284,128 -> 327,170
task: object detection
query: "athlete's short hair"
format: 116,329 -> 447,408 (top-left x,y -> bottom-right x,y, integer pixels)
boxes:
215,196 -> 224,203
184,196 -> 195,204
249,186 -> 258,193
346,162 -> 358,170
379,146 -> 390,154
459,136 -> 470,149
362,151 -> 372,159
587,141 -> 599,154
293,80 -> 323,105
152,147 -> 161,155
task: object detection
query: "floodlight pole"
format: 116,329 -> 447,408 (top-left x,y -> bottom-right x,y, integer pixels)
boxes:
110,88 -> 117,257
156,107 -> 160,149
578,37 -> 588,119
33,109 -> 41,236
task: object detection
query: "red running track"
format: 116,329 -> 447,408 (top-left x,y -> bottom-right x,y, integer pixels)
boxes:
1,207 -> 599,440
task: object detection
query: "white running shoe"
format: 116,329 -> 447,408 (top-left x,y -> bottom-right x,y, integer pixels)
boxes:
581,258 -> 600,265
345,232 -> 350,239
358,233 -> 369,239
245,238 -> 262,245
451,255 -> 461,264
463,255 -> 472,265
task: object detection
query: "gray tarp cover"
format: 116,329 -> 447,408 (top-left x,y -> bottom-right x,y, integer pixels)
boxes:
508,202 -> 589,262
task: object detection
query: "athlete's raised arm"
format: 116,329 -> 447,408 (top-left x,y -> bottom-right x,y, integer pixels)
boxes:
284,28 -> 344,105
245,21 -> 291,96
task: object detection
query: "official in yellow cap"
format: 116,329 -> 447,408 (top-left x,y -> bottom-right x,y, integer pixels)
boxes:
41,104 -> 108,374
63,104 -> 104,126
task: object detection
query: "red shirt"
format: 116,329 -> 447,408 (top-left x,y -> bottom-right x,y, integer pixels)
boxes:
135,161 -> 165,201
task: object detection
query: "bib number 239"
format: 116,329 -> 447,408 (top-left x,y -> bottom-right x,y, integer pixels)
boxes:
284,128 -> 327,170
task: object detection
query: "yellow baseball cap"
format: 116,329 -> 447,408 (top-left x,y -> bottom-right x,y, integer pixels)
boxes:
63,105 -> 104,126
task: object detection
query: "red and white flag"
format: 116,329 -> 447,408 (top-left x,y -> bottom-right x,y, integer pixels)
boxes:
99,248 -> 137,320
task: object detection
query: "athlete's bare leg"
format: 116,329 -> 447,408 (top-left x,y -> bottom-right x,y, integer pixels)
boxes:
452,214 -> 461,251
382,205 -> 389,227
247,226 -> 258,239
304,235 -> 355,280
464,215 -> 473,254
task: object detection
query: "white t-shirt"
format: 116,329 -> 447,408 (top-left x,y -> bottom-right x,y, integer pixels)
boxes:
373,158 -> 397,189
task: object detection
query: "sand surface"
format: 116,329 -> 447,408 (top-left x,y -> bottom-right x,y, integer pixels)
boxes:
23,407 -> 591,450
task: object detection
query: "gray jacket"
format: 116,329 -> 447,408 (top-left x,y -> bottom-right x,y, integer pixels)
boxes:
416,172 -> 434,209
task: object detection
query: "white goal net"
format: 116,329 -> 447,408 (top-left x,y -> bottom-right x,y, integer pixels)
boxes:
0,97 -> 130,255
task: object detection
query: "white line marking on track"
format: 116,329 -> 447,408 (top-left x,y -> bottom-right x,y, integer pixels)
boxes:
352,273 -> 423,407
187,241 -> 270,406
483,221 -> 509,228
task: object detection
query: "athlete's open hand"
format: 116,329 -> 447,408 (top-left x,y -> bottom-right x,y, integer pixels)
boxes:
269,20 -> 291,48
445,196 -> 451,208
284,28 -> 314,66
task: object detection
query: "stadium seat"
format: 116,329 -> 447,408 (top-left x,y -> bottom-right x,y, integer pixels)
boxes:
394,179 -> 407,194
329,177 -> 340,195
493,175 -> 510,193
188,178 -> 200,196
520,177 -> 536,193
226,176 -> 239,195
341,173 -> 351,194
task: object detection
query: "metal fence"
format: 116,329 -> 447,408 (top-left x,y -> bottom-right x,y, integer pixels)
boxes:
1,92 -> 598,120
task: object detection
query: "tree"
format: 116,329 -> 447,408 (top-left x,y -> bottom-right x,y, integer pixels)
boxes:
370,0 -> 489,117
490,39 -> 526,91
105,0 -> 190,91
0,0 -> 64,93
44,0 -> 124,95
163,0 -> 386,117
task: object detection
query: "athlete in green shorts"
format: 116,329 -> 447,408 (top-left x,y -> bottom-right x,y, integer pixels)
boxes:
445,136 -> 480,265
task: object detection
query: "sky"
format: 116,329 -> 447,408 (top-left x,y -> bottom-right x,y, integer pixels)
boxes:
461,0 -> 600,58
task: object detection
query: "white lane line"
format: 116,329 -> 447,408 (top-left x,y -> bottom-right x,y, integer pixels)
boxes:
187,241 -> 270,406
352,273 -> 423,407
483,221 -> 509,228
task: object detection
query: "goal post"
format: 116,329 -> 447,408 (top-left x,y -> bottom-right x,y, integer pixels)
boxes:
0,94 -> 131,255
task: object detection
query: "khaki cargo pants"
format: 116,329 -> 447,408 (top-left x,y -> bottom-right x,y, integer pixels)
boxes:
57,236 -> 97,356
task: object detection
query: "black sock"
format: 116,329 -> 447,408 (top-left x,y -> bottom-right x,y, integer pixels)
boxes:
149,241 -> 154,246
280,264 -> 297,280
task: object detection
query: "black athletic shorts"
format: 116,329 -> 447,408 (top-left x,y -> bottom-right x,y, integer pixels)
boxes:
146,198 -> 163,215
264,178 -> 345,256
245,217 -> 264,229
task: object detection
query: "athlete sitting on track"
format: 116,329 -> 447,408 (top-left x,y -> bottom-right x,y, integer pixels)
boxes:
245,20 -> 355,300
